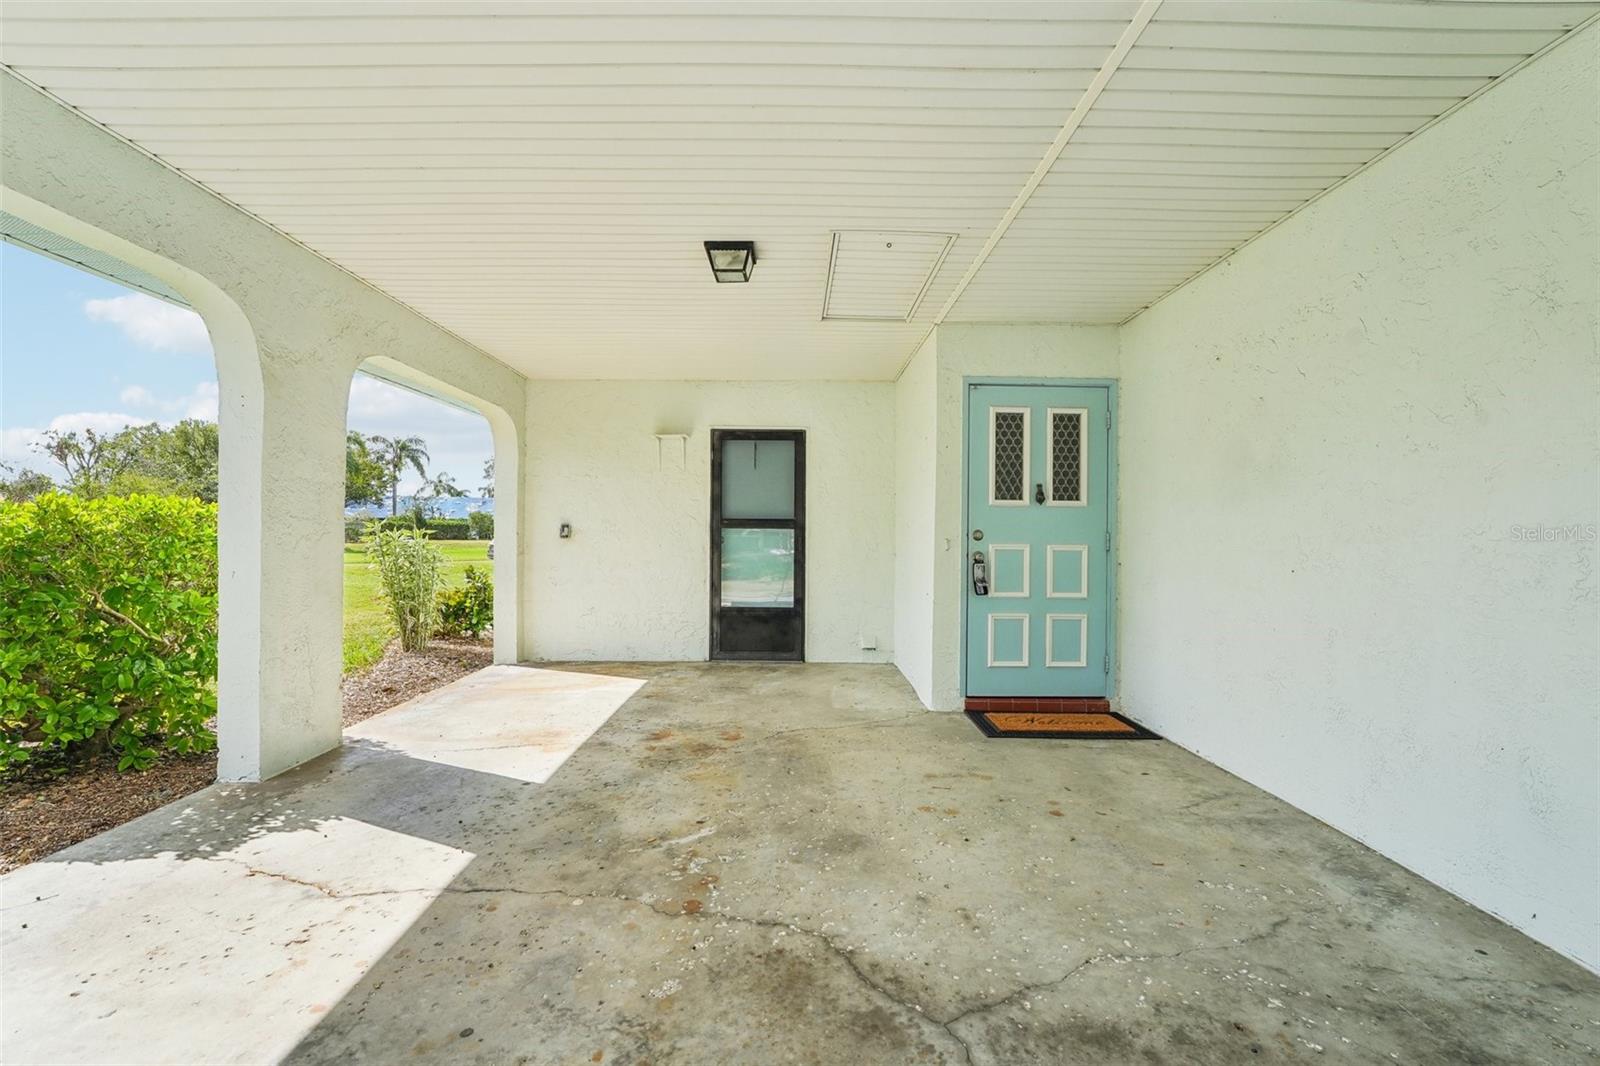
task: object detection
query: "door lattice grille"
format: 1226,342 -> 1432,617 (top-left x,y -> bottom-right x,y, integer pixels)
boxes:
992,410 -> 1026,502
1051,411 -> 1083,503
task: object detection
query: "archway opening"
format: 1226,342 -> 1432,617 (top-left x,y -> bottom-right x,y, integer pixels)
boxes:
1,219 -> 231,862
336,362 -> 510,727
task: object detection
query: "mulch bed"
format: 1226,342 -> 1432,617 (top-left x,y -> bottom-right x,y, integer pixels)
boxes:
340,636 -> 493,727
0,752 -> 217,873
1,636 -> 492,874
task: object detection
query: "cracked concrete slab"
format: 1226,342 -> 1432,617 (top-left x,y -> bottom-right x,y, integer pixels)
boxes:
3,662 -> 1597,1065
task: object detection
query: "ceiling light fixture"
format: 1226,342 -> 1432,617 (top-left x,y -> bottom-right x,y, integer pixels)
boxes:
704,240 -> 756,283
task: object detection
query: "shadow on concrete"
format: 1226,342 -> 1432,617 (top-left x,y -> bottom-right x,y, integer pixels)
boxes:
1,664 -> 659,1065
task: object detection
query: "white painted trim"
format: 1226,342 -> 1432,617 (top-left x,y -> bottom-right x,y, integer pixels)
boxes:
986,613 -> 1029,669
987,544 -> 1030,599
894,0 -> 1168,379
904,233 -> 957,323
1046,545 -> 1090,600
907,0 -> 1163,354
987,405 -> 1030,507
1045,613 -> 1089,669
1045,407 -> 1089,508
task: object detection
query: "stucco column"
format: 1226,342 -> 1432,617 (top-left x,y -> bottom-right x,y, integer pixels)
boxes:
216,354 -> 351,781
488,413 -> 523,666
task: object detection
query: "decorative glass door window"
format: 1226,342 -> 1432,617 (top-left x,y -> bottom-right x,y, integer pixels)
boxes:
1048,408 -> 1086,505
989,407 -> 1029,505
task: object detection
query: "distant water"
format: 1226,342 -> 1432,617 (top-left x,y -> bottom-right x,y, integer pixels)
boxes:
345,496 -> 494,519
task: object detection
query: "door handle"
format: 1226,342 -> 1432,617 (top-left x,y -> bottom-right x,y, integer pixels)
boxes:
1035,482 -> 1046,505
971,551 -> 989,596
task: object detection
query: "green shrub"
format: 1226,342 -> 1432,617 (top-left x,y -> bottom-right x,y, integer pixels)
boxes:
367,526 -> 443,652
436,566 -> 494,639
466,511 -> 494,540
423,517 -> 470,540
0,493 -> 218,772
343,517 -> 370,543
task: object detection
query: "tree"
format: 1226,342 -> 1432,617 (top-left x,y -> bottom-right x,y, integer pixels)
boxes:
422,472 -> 466,499
344,432 -> 388,508
145,419 -> 219,502
35,421 -> 219,501
36,427 -> 136,497
0,462 -> 55,503
369,435 -> 429,516
480,457 -> 495,498
417,471 -> 466,518
109,420 -> 218,501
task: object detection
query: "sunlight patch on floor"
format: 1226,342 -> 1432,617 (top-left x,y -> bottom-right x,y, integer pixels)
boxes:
345,664 -> 645,784
0,816 -> 472,1065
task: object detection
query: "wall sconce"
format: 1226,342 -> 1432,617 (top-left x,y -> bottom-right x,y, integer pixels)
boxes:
704,241 -> 756,283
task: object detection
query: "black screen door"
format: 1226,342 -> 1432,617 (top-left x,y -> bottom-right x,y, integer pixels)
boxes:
710,429 -> 805,661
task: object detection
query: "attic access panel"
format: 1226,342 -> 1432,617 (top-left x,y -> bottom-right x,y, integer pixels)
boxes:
822,230 -> 956,322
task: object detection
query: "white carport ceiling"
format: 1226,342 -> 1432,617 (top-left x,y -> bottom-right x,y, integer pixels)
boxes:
1,1 -> 1595,380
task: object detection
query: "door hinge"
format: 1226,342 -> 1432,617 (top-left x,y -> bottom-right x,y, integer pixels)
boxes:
1105,529 -> 1112,551
1104,653 -> 1110,673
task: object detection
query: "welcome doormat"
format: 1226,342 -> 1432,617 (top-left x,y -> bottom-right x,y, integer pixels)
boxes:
966,709 -> 1159,740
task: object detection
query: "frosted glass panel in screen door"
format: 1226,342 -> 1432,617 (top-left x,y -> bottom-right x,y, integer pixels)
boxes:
720,529 -> 795,607
721,439 -> 795,519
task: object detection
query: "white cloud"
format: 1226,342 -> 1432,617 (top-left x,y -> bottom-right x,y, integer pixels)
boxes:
120,384 -> 157,407
45,411 -> 145,436
177,381 -> 219,421
83,293 -> 211,354
1,411 -> 147,475
116,381 -> 217,421
1,427 -> 44,466
3,388 -> 219,477
346,375 -> 481,425
347,374 -> 493,495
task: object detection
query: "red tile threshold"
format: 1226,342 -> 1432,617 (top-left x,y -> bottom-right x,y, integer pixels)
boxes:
965,696 -> 1111,714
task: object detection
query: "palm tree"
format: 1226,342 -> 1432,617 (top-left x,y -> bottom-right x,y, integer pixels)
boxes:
369,435 -> 429,516
422,472 -> 465,499
417,471 -> 467,519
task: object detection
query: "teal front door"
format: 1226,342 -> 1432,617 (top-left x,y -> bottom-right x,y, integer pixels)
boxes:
965,383 -> 1112,697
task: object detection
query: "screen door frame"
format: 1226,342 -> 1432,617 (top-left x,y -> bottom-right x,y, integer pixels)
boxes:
709,428 -> 806,661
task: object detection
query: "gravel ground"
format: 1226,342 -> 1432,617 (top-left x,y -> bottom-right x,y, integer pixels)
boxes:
1,636 -> 493,873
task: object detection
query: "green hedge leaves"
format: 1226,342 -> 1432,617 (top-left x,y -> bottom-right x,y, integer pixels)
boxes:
0,494 -> 218,772
436,565 -> 493,639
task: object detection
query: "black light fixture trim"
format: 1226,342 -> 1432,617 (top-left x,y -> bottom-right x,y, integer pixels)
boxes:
704,240 -> 756,283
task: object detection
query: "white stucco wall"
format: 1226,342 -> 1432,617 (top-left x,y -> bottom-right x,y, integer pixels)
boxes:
1117,27 -> 1599,969
523,380 -> 894,663
893,333 -> 938,705
1,74 -> 529,781
921,324 -> 1121,709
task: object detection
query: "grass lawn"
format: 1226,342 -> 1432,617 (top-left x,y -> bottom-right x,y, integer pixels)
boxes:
343,539 -> 491,673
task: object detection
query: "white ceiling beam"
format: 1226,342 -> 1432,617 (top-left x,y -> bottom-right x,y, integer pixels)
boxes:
905,0 -> 1163,376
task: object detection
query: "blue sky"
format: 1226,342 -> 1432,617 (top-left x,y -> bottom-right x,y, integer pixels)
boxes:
1,243 -> 492,495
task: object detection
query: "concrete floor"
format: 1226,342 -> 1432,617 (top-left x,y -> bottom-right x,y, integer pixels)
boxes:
3,663 -> 1597,1065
